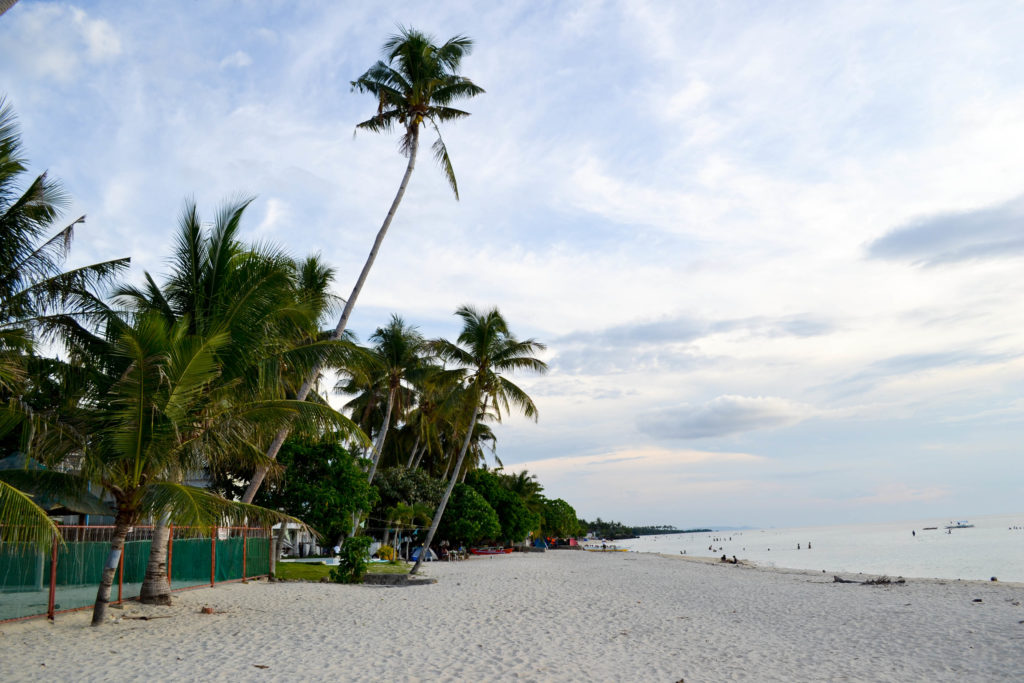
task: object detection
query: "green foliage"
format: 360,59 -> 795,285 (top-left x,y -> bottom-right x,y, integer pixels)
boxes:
578,518 -> 635,540
436,484 -> 500,545
541,498 -> 582,538
373,466 -> 445,512
465,469 -> 539,544
377,544 -> 396,561
577,518 -> 698,539
0,97 -> 128,547
330,536 -> 372,584
248,440 -> 377,545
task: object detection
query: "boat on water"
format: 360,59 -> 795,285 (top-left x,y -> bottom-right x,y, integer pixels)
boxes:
944,521 -> 974,529
469,547 -> 514,555
583,543 -> 628,552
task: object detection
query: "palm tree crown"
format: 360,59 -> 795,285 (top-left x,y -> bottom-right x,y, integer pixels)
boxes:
351,26 -> 485,198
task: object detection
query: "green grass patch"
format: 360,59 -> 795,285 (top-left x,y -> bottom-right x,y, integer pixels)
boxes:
275,560 -> 412,581
275,562 -> 332,581
366,562 -> 413,575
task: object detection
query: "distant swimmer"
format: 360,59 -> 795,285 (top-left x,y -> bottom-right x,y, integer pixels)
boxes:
797,543 -> 801,550
721,554 -> 728,562
808,542 -> 812,549
912,530 -> 915,537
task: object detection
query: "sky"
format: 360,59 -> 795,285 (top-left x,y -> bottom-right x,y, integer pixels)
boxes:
2,1 -> 1023,529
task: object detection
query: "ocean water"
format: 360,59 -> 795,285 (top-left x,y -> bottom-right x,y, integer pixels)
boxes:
617,513 -> 1024,583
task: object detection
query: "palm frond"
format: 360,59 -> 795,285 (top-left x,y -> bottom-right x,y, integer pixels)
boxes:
0,479 -> 60,549
140,482 -> 304,533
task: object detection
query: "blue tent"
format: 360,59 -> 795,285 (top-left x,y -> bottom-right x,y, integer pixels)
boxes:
410,546 -> 438,562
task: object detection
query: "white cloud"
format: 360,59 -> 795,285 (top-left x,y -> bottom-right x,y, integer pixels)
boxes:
637,396 -> 815,439
220,50 -> 253,69
71,8 -> 122,60
4,1 -> 1024,527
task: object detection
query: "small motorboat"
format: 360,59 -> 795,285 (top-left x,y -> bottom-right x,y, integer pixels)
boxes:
469,547 -> 514,555
944,521 -> 974,529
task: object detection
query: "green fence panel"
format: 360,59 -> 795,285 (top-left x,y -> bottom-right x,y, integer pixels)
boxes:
0,545 -> 44,589
215,537 -> 243,583
0,545 -> 49,621
246,536 -> 269,577
2,529 -> 267,621
118,539 -> 150,602
53,540 -> 130,614
170,536 -> 212,589
55,541 -> 106,587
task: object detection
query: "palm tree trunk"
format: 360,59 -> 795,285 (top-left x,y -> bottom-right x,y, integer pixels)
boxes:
138,517 -> 172,605
268,527 -> 277,581
241,128 -> 421,504
366,386 -> 395,484
412,441 -> 429,470
91,513 -> 132,626
411,398 -> 484,575
405,435 -> 421,469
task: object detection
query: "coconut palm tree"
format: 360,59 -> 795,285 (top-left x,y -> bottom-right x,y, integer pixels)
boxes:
411,306 -> 546,574
242,27 -> 483,504
0,96 -> 127,548
116,198 -> 363,605
339,315 -> 429,484
47,311 -> 343,625
404,362 -> 465,471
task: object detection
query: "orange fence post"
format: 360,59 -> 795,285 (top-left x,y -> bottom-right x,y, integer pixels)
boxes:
242,527 -> 247,580
210,526 -> 217,586
47,536 -> 58,620
167,525 -> 174,586
117,544 -> 124,604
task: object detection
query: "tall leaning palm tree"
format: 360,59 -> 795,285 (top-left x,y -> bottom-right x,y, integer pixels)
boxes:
411,306 -> 546,574
242,27 -> 483,504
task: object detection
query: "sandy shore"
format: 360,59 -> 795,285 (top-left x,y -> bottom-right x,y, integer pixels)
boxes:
2,550 -> 1022,682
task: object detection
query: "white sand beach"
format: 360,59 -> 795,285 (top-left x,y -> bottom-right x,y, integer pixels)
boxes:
1,550 -> 1022,682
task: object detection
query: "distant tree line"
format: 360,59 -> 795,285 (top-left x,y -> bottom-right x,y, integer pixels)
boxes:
580,518 -> 712,540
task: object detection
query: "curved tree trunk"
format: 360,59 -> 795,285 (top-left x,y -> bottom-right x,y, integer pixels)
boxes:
411,442 -> 428,470
411,398 -> 484,575
405,435 -> 421,469
242,128 -> 420,505
138,517 -> 172,605
91,513 -> 132,626
366,386 -> 395,485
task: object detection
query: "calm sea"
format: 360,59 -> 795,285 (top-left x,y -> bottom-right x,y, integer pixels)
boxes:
617,513 -> 1024,583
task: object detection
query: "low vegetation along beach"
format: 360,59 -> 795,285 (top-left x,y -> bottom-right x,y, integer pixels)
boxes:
3,551 -> 1023,682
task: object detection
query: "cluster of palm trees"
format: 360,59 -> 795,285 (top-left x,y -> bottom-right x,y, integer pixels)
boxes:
0,23 -> 561,623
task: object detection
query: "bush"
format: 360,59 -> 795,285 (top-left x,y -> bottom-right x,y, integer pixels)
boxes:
377,544 -> 397,562
330,536 -> 372,584
436,484 -> 501,545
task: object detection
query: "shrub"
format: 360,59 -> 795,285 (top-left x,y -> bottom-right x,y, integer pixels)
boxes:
377,544 -> 397,562
330,536 -> 372,584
